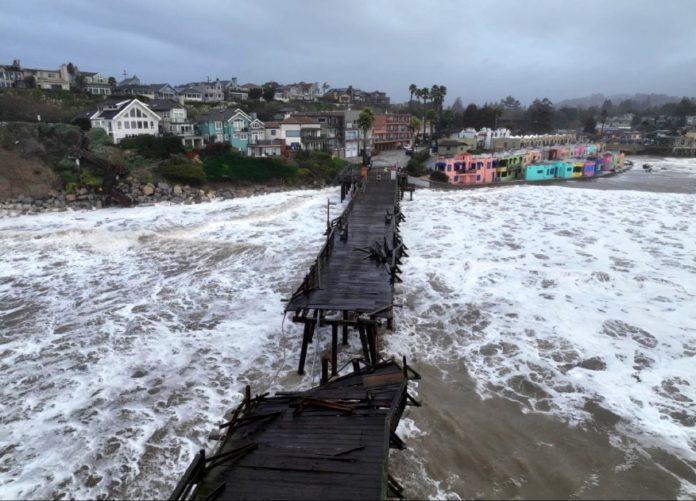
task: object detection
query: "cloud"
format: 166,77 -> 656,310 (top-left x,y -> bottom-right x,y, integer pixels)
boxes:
1,0 -> 694,104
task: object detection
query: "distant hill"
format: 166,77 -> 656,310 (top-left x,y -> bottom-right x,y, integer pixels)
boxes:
555,93 -> 686,110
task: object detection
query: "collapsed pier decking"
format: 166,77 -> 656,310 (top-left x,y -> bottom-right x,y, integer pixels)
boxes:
286,166 -> 408,374
170,360 -> 420,501
171,167 -> 417,500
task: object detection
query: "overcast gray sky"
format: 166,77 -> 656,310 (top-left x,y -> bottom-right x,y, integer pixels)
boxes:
2,0 -> 694,105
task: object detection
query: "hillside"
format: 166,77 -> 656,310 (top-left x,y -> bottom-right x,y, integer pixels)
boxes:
556,93 -> 686,110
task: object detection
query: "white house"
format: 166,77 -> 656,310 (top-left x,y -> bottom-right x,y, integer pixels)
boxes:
89,99 -> 161,144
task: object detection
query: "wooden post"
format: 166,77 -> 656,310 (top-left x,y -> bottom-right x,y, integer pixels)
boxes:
298,321 -> 312,375
402,355 -> 408,378
367,324 -> 378,367
331,324 -> 338,376
342,311 -> 349,345
358,325 -> 370,365
244,385 -> 251,411
321,356 -> 329,384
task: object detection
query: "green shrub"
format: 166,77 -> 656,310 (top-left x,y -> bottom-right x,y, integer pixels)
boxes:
412,149 -> 431,163
203,151 -> 297,183
86,127 -> 112,152
80,168 -> 103,187
157,163 -> 206,185
429,171 -> 449,183
406,158 -> 426,177
120,135 -> 184,159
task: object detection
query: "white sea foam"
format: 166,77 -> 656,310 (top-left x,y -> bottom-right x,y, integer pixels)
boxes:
0,189 -> 339,499
2,161 -> 696,498
387,175 -> 696,474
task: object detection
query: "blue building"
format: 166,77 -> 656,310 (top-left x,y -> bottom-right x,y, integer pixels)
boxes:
197,108 -> 264,152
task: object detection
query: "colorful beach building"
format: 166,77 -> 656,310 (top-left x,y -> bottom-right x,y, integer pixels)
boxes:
524,162 -> 557,181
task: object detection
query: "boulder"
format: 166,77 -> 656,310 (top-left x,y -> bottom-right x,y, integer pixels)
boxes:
142,184 -> 155,196
65,193 -> 77,202
173,185 -> 183,196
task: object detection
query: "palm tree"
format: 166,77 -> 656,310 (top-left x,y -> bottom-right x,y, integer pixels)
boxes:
426,109 -> 437,142
357,108 -> 375,165
408,84 -> 417,111
419,87 -> 429,139
408,116 -> 421,146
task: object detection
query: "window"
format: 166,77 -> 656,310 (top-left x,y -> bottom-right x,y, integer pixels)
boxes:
447,165 -> 452,172
215,121 -> 222,130
130,109 -> 135,117
476,175 -> 481,181
125,121 -> 130,129
131,121 -> 136,128
537,169 -> 543,174
117,121 -> 121,129
150,121 -> 154,128
137,121 -> 143,129
271,129 -> 276,136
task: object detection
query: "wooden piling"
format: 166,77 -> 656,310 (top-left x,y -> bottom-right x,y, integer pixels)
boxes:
331,324 -> 338,376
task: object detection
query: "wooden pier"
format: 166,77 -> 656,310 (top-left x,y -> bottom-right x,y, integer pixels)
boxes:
286,166 -> 409,374
170,359 -> 421,501
171,166 -> 417,500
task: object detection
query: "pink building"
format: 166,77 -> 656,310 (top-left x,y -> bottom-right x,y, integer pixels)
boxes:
525,149 -> 542,165
548,146 -> 567,160
434,153 -> 494,185
573,144 -> 587,157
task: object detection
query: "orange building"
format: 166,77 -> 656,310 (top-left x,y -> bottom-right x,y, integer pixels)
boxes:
372,114 -> 410,152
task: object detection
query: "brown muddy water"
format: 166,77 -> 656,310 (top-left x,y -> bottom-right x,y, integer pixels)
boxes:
0,157 -> 695,499
387,155 -> 696,499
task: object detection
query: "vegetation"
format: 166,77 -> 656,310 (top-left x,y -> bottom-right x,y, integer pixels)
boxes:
396,88 -> 696,136
429,171 -> 449,183
202,150 -> 297,183
294,150 -> 348,182
156,161 -> 207,185
357,108 -> 374,162
0,88 -> 103,123
119,135 -> 184,159
405,148 -> 430,177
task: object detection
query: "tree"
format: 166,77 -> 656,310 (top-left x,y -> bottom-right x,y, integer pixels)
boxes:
674,97 -> 696,126
526,98 -> 554,133
599,108 -> 608,134
408,116 -> 421,146
357,108 -> 375,165
500,95 -> 521,111
262,83 -> 277,102
462,103 -> 479,128
108,76 -> 116,89
408,84 -> 417,111
66,62 -> 76,75
425,109 -> 437,142
418,87 -> 430,138
583,115 -> 597,134
248,87 -> 263,100
442,108 -> 455,137
23,75 -> 36,89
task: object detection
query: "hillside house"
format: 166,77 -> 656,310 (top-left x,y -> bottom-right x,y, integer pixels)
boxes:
88,99 -> 161,144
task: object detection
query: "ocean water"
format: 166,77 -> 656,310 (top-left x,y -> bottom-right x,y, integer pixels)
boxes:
1,157 -> 695,499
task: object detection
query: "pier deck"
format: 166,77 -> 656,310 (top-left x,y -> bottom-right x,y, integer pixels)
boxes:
170,360 -> 419,501
286,167 -> 408,374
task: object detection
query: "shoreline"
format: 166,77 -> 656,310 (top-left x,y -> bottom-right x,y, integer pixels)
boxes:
0,180 -> 330,218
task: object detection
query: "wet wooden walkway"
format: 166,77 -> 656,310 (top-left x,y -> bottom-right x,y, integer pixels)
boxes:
170,360 -> 420,501
171,167 -> 417,500
286,167 -> 408,374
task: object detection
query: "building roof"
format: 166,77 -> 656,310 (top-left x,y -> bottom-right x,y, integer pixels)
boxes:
264,121 -> 280,128
241,83 -> 261,89
149,99 -> 184,111
281,116 -> 320,125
